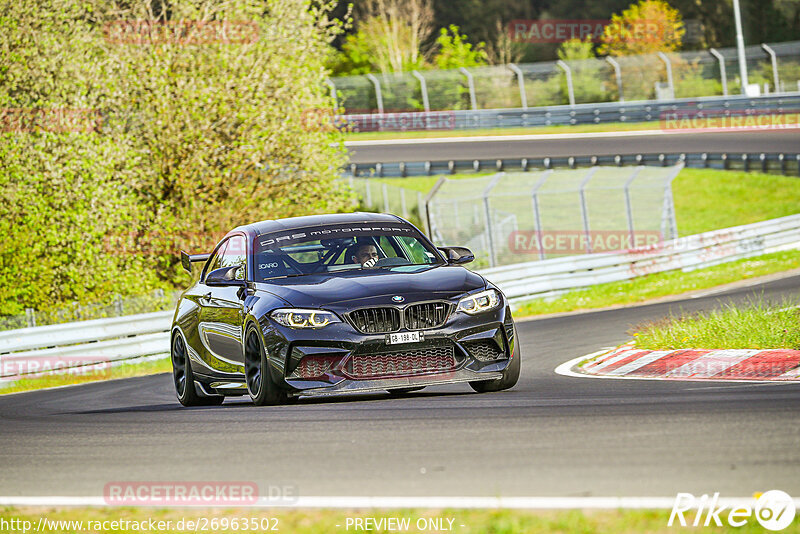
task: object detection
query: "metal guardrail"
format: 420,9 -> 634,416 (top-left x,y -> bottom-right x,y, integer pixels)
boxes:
0,311 -> 172,380
479,214 -> 800,303
347,152 -> 800,178
339,92 -> 800,132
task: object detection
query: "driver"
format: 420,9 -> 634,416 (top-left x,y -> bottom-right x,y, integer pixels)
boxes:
351,243 -> 380,268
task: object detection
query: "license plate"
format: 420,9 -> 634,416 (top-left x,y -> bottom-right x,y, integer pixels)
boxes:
387,331 -> 422,345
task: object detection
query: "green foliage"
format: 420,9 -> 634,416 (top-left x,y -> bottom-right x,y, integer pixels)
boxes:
0,0 -> 350,315
599,0 -> 685,57
432,25 -> 488,70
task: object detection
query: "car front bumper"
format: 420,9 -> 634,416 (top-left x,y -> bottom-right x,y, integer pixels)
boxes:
261,305 -> 517,398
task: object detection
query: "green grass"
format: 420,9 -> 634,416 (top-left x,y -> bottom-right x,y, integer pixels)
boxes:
0,357 -> 171,395
632,298 -> 800,350
673,168 -> 800,236
344,120 -> 663,141
513,249 -> 800,318
2,506 -> 795,533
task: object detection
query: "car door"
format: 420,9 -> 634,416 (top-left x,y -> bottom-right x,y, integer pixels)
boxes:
196,235 -> 248,376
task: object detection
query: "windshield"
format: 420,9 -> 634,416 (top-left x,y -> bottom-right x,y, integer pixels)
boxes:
253,223 -> 444,281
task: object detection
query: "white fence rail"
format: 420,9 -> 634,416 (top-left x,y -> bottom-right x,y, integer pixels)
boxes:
480,214 -> 800,302
0,311 -> 172,380
2,215 -> 798,380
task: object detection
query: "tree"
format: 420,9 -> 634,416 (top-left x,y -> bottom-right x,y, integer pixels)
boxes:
598,0 -> 685,56
432,25 -> 488,70
0,0 -> 350,313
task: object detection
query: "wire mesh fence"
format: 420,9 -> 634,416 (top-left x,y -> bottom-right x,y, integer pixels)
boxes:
331,41 -> 800,115
426,165 -> 683,269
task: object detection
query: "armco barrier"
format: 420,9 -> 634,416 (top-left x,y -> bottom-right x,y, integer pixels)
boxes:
347,152 -> 800,178
339,92 -> 800,132
479,214 -> 800,302
0,311 -> 172,379
1,215 -> 798,378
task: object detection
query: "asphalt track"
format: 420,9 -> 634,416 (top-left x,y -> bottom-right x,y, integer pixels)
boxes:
1,273 -> 799,498
346,129 -> 800,163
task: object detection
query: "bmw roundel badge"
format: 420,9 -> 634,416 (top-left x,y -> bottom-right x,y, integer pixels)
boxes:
392,295 -> 405,303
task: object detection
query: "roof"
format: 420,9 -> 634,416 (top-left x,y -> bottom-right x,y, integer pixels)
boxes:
235,212 -> 408,236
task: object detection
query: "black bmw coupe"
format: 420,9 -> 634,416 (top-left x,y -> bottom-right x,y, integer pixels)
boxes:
171,212 -> 520,406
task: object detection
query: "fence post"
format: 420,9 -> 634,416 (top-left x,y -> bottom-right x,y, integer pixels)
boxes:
365,177 -> 372,207
25,308 -> 36,328
423,176 -> 447,239
411,70 -> 430,113
579,167 -> 599,253
400,188 -> 408,218
530,170 -> 554,261
605,56 -> 624,102
624,166 -> 645,247
663,162 -> 684,241
366,73 -> 384,115
657,52 -> 675,99
115,294 -> 124,316
556,60 -> 576,107
324,78 -> 338,111
382,183 -> 390,213
761,43 -> 780,93
482,173 -> 504,267
507,63 -> 528,109
708,48 -> 728,96
459,67 -> 478,111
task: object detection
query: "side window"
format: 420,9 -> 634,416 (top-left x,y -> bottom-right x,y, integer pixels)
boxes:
378,236 -> 401,258
204,240 -> 229,281
398,236 -> 433,264
219,235 -> 247,280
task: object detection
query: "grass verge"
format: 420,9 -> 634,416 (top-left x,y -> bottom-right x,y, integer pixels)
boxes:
344,120 -> 662,141
631,298 -> 800,350
0,356 -> 171,396
2,506 -> 794,533
672,169 -> 800,236
513,249 -> 800,318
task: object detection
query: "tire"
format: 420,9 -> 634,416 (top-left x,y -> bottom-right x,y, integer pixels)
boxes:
469,338 -> 520,393
172,332 -> 224,407
387,387 -> 425,396
244,326 -> 286,406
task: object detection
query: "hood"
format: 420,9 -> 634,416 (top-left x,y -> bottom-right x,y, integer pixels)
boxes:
254,265 -> 485,309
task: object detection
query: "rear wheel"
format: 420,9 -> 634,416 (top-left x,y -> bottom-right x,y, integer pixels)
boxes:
172,332 -> 224,407
469,340 -> 520,393
245,326 -> 286,406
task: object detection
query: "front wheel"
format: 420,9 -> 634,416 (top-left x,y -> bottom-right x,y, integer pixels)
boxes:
469,342 -> 520,393
172,332 -> 224,407
245,326 -> 287,406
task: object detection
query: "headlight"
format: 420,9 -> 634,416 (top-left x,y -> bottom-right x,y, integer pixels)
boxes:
270,309 -> 340,329
456,289 -> 501,315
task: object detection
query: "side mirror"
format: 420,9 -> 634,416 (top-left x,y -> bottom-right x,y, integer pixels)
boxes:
205,265 -> 246,287
438,246 -> 474,265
